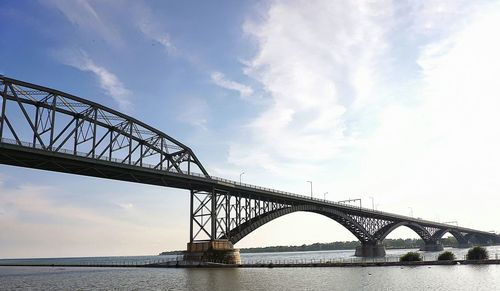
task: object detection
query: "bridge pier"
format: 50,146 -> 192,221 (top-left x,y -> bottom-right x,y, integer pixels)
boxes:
355,242 -> 386,257
457,242 -> 472,248
420,241 -> 444,252
183,240 -> 241,264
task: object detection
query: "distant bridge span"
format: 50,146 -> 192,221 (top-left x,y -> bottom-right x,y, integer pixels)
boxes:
0,76 -> 498,258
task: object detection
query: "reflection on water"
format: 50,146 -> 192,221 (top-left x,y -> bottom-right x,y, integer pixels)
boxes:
240,246 -> 500,264
1,247 -> 500,290
1,264 -> 500,290
0,246 -> 499,267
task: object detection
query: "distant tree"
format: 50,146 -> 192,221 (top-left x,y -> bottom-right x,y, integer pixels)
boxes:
437,251 -> 456,261
466,246 -> 489,260
400,252 -> 422,262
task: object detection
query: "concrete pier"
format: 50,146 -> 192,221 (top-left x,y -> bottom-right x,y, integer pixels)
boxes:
184,240 -> 241,264
355,243 -> 386,257
457,242 -> 472,249
420,241 -> 444,252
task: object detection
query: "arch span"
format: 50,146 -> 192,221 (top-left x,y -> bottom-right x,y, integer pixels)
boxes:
431,228 -> 468,244
222,204 -> 373,245
372,221 -> 432,242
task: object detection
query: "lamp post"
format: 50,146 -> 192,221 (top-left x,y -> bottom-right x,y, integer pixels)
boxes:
408,207 -> 413,217
369,196 -> 374,211
324,192 -> 328,200
239,171 -> 245,185
306,181 -> 313,198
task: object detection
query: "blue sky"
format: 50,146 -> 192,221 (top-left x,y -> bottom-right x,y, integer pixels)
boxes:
1,0 -> 500,258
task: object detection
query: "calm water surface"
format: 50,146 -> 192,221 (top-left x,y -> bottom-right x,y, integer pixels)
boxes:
1,265 -> 500,290
1,247 -> 500,290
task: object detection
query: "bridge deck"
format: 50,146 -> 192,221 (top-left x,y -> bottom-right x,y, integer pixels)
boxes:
0,139 -> 493,238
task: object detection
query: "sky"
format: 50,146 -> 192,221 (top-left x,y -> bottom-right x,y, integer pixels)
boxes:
1,0 -> 500,258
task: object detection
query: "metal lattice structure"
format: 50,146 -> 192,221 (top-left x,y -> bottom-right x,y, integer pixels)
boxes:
1,75 -> 498,251
0,76 -> 209,186
188,184 -> 498,247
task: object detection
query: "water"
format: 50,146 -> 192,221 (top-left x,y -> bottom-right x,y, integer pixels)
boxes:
240,246 -> 500,264
1,247 -> 500,290
1,246 -> 498,266
1,265 -> 500,290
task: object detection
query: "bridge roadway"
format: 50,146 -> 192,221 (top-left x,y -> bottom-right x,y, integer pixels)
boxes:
0,137 -> 491,232
1,138 -> 497,255
0,75 -> 498,259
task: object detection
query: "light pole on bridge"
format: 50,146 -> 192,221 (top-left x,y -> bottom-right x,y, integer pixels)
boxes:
369,196 -> 374,211
408,207 -> 414,217
306,181 -> 313,198
239,171 -> 245,185
324,192 -> 328,200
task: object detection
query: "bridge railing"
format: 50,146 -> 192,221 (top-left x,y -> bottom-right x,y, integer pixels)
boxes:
1,137 -> 485,233
0,137 -> 423,217
1,137 -> 207,176
209,175 -> 382,213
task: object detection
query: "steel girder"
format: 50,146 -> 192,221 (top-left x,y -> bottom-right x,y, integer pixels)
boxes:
1,76 -> 498,247
190,188 -> 290,242
190,190 -> 500,246
0,76 -> 209,180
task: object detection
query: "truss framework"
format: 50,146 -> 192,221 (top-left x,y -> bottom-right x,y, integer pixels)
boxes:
190,189 -> 498,246
0,76 -> 497,248
0,76 -> 209,179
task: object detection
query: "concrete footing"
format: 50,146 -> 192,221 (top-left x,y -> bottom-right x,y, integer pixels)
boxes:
420,242 -> 444,252
183,240 -> 241,264
355,243 -> 386,257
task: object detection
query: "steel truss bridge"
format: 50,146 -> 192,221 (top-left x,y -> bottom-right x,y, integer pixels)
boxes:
0,76 -> 498,257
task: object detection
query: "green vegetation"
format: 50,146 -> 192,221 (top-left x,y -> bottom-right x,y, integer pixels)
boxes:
466,246 -> 489,260
239,237 -> 458,254
399,252 -> 422,262
159,237 -> 460,255
437,251 -> 456,261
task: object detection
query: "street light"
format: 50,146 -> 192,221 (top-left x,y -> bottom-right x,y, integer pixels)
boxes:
369,196 -> 374,210
306,181 -> 313,198
324,192 -> 328,200
239,171 -> 245,184
408,207 -> 413,217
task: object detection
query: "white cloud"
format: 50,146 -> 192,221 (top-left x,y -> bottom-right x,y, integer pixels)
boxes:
117,202 -> 134,210
44,0 -> 121,45
57,49 -> 132,111
137,18 -> 177,55
221,1 -> 500,247
354,2 -> 500,226
229,0 -> 393,175
211,71 -> 254,98
175,96 -> 210,130
0,178 -> 187,258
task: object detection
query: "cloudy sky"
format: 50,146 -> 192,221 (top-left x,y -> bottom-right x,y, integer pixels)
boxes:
1,0 -> 500,258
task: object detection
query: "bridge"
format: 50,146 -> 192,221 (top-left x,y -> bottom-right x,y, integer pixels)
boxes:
0,76 -> 498,262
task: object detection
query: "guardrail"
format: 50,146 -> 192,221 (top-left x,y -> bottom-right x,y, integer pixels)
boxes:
0,137 -> 493,234
0,138 -> 390,214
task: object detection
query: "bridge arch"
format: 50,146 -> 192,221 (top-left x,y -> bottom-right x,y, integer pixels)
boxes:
222,204 -> 374,245
431,228 -> 468,244
372,221 -> 432,242
464,233 -> 493,245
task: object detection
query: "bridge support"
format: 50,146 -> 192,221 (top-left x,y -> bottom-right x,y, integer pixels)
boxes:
420,241 -> 444,252
355,242 -> 386,257
457,242 -> 472,249
183,240 -> 241,264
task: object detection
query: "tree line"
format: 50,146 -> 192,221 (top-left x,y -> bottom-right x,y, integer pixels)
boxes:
159,237 -> 459,255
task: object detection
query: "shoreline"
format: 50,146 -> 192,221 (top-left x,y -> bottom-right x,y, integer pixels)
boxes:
2,259 -> 500,269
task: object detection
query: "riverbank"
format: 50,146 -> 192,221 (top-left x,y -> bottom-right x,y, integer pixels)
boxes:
2,259 -> 500,269
159,238 -> 461,255
151,259 -> 500,268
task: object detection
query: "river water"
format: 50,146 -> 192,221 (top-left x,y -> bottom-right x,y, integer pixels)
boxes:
1,247 -> 500,290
